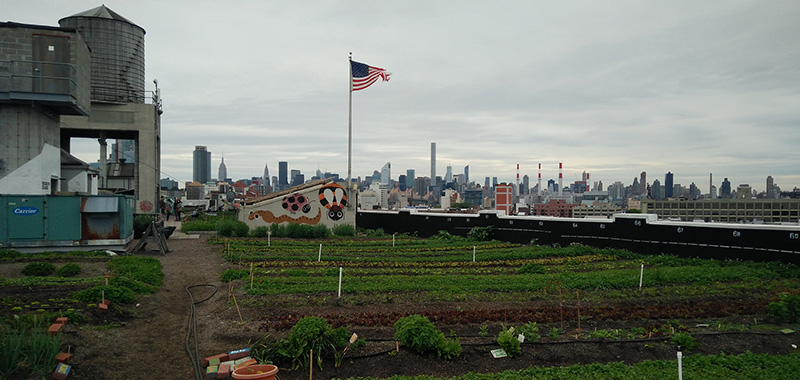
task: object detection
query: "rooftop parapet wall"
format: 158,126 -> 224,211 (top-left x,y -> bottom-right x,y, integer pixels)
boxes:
357,210 -> 800,264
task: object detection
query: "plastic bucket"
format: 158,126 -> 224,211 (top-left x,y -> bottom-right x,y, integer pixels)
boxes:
231,364 -> 279,380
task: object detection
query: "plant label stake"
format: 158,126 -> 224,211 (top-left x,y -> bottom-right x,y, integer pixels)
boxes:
342,332 -> 358,357
677,349 -> 683,380
393,233 -> 395,247
318,244 -> 322,262
338,267 -> 343,298
232,294 -> 243,323
309,349 -> 313,380
267,231 -> 271,246
639,262 -> 644,289
576,290 -> 581,334
473,246 -> 476,262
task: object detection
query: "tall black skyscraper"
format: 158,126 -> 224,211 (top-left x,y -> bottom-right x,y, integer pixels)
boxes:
192,145 -> 211,184
665,172 -> 674,198
278,161 -> 288,186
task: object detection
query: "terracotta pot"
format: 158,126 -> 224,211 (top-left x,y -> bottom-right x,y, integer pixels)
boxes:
231,364 -> 279,380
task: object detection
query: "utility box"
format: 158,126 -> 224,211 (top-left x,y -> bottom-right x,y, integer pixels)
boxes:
0,194 -> 134,252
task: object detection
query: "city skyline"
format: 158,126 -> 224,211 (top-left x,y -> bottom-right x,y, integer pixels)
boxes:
7,1 -> 799,191
204,147 -> 787,197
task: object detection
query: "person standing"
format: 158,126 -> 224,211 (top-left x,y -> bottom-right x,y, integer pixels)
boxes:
165,198 -> 172,221
158,196 -> 166,220
174,198 -> 182,222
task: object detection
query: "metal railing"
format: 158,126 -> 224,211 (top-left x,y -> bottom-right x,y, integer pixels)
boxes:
0,59 -> 78,98
91,84 -> 146,104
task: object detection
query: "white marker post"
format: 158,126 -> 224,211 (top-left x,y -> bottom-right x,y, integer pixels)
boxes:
473,246 -> 476,262
393,233 -> 396,247
318,244 -> 322,262
677,350 -> 683,380
338,267 -> 343,298
639,263 -> 644,289
267,231 -> 271,247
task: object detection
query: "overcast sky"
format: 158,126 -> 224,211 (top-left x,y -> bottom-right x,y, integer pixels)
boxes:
7,1 -> 800,192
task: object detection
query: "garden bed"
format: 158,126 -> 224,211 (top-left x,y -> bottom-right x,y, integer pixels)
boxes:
2,233 -> 799,379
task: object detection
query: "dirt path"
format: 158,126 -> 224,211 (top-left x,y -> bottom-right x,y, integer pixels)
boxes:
64,233 -> 257,380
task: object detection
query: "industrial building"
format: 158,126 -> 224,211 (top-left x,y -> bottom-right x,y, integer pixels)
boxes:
642,199 -> 800,224
1,5 -> 160,250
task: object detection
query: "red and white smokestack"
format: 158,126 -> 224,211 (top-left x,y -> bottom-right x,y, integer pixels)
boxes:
537,163 -> 542,196
586,173 -> 590,192
558,162 -> 563,196
516,164 -> 520,198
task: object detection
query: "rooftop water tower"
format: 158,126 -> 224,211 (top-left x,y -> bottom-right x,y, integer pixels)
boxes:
59,5 -> 146,103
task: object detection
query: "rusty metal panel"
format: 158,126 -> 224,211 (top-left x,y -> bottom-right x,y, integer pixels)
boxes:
81,212 -> 121,240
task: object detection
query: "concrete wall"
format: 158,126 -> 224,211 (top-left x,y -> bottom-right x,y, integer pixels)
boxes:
0,108 -> 61,179
62,166 -> 97,194
61,103 -> 161,214
0,143 -> 60,194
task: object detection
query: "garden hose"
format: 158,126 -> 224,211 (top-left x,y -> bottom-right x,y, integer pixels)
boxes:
338,330 -> 788,360
185,284 -> 218,380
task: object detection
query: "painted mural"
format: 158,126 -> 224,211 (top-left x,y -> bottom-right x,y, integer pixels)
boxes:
248,208 -> 322,225
319,182 -> 348,221
282,193 -> 311,213
242,180 -> 353,229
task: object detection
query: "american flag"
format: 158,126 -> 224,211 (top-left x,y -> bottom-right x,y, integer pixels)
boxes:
351,60 -> 391,91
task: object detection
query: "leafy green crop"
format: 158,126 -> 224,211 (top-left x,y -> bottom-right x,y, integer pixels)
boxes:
56,263 -> 81,277
22,262 -> 55,276
496,326 -> 521,357
394,315 -> 461,360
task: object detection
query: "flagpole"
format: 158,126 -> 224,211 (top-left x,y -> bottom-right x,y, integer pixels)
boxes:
347,53 -> 353,209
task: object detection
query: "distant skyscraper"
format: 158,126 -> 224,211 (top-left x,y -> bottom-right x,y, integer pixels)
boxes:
430,142 -> 436,180
665,172 -> 674,198
652,179 -> 662,200
290,169 -> 301,186
278,161 -> 288,186
721,178 -> 732,198
263,161 -> 270,187
398,174 -> 407,191
381,162 -> 391,184
110,139 -> 135,163
406,169 -> 415,190
522,175 -> 530,195
192,145 -> 211,184
464,165 -> 469,184
709,173 -> 713,197
640,171 -> 647,195
767,176 -> 775,198
218,156 -> 227,182
445,165 -> 452,184
291,173 -> 304,186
